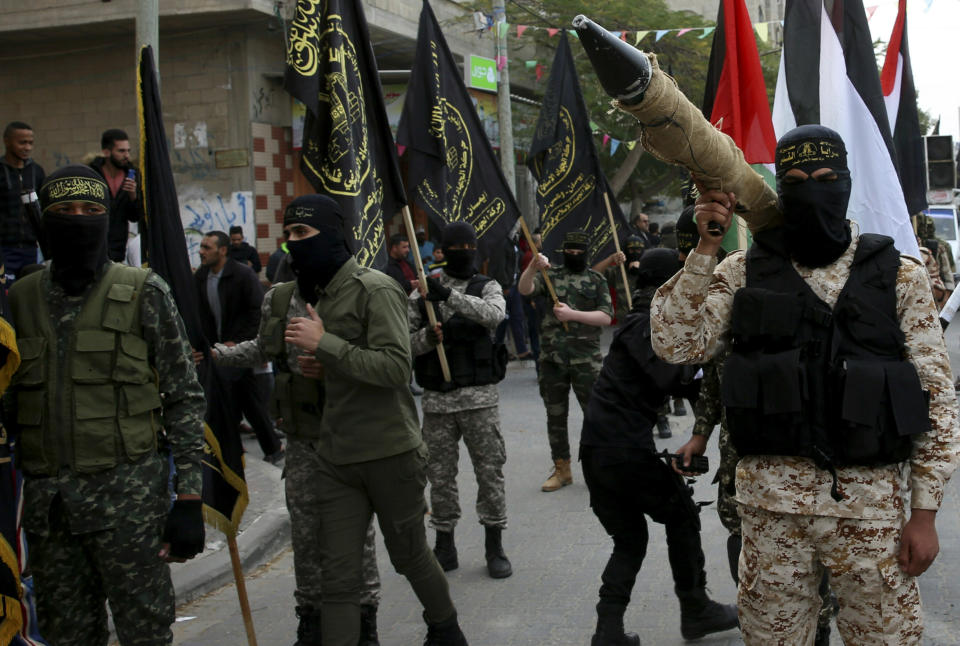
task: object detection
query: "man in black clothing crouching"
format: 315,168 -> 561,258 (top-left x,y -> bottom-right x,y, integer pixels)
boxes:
580,248 -> 738,645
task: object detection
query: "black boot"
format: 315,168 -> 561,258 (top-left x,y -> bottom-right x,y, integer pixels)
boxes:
294,605 -> 321,646
359,604 -> 379,646
676,586 -> 739,640
423,611 -> 469,646
814,623 -> 831,646
434,529 -> 458,572
591,609 -> 640,646
672,397 -> 687,417
726,533 -> 741,585
656,416 -> 672,438
484,527 -> 513,579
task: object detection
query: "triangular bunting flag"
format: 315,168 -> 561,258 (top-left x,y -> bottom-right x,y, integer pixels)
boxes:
677,28 -> 693,36
517,24 -> 528,37
700,27 -> 716,38
655,29 -> 669,41
547,27 -> 559,37
610,139 -> 620,155
635,30 -> 649,44
755,22 -> 769,42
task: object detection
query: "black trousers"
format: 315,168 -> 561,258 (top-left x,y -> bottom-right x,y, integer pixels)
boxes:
582,448 -> 706,617
225,367 -> 282,457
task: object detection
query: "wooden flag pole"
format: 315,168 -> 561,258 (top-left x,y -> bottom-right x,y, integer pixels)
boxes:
602,192 -> 632,312
401,206 -> 452,382
517,217 -> 568,331
227,535 -> 258,646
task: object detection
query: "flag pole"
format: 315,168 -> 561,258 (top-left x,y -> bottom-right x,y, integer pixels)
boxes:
602,192 -> 632,311
517,217 -> 568,331
227,535 -> 258,646
401,205 -> 452,382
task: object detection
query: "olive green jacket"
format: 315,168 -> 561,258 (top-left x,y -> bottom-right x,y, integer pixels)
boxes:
312,258 -> 421,464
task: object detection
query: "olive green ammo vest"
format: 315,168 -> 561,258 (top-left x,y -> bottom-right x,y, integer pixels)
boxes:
9,264 -> 162,475
263,281 -> 323,439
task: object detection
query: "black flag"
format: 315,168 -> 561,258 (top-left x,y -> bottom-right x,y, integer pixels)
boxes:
138,46 -> 248,536
529,34 -> 630,262
0,319 -> 22,645
284,0 -> 406,268
397,0 -> 520,261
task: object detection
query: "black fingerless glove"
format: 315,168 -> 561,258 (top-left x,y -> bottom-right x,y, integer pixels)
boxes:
426,326 -> 443,346
426,277 -> 451,301
162,499 -> 205,559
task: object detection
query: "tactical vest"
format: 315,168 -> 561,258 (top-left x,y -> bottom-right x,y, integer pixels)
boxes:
262,281 -> 323,439
722,232 -> 929,497
10,264 -> 161,475
414,275 -> 508,393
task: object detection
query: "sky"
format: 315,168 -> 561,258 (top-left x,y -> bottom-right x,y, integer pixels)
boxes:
868,0 -> 960,138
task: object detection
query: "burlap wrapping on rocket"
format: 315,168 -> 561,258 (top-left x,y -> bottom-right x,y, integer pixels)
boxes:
615,54 -> 781,233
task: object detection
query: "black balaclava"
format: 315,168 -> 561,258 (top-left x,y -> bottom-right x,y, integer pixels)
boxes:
675,205 -> 699,258
38,165 -> 111,296
775,125 -> 852,268
562,230 -> 589,273
441,221 -> 478,279
283,194 -> 352,301
632,248 -> 680,309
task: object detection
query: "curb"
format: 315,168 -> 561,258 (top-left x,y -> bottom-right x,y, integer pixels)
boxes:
171,464 -> 291,605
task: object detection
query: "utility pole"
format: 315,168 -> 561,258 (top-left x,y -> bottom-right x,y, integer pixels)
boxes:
492,0 -> 516,193
136,0 -> 159,79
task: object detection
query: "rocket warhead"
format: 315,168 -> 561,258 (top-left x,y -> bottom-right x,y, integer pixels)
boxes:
572,14 -> 651,105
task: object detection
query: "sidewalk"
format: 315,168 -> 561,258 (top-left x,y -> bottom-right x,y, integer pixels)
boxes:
168,434 -> 290,605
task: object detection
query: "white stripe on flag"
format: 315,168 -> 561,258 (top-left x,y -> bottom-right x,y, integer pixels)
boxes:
883,53 -> 904,133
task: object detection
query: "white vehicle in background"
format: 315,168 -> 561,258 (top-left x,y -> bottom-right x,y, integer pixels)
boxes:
922,205 -> 959,267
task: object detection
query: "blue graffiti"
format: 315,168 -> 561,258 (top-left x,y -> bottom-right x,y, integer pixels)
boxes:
183,193 -> 249,234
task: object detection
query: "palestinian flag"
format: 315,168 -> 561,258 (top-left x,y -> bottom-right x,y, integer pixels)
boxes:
772,0 -> 919,256
701,0 -> 777,251
881,0 -> 926,215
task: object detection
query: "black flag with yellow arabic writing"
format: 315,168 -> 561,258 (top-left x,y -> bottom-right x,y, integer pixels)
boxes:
284,0 -> 406,268
397,0 -> 520,261
0,318 -> 22,646
138,45 -> 247,537
529,33 -> 630,262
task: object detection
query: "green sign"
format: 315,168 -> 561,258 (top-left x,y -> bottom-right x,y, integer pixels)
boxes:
468,54 -> 497,92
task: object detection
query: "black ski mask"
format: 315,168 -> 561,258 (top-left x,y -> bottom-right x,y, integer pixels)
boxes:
441,221 -> 478,279
561,230 -> 589,273
283,195 -> 352,301
775,125 -> 852,268
38,165 -> 111,296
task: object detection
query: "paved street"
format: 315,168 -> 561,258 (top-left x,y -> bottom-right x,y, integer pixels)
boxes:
169,326 -> 960,646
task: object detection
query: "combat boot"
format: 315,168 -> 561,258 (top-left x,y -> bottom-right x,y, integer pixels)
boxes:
294,605 -> 321,646
672,397 -> 687,417
434,529 -> 458,572
541,458 -> 573,492
676,586 -> 739,640
484,526 -> 513,579
423,611 -> 469,645
656,416 -> 672,438
359,604 -> 379,646
591,608 -> 640,646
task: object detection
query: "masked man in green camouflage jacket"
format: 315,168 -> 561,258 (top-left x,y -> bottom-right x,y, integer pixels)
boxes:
409,222 -> 511,580
8,165 -> 205,646
518,230 -> 612,492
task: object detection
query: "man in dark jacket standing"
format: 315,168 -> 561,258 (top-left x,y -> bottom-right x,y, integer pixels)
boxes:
228,225 -> 262,274
196,230 -> 283,462
1,121 -> 45,280
581,249 -> 737,646
89,129 -> 143,262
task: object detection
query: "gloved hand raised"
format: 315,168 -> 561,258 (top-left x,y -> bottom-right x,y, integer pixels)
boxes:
425,277 -> 452,302
160,498 -> 205,562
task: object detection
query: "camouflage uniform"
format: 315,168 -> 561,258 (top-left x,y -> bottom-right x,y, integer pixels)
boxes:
409,273 -> 507,532
215,283 -> 380,608
532,266 -> 612,460
652,238 -> 960,644
12,265 -> 205,646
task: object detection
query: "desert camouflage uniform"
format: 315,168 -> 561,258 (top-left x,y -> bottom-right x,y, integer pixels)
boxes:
652,237 -> 960,644
409,273 -> 507,532
14,266 -> 205,646
919,245 -> 946,306
532,266 -> 612,460
216,283 -> 380,608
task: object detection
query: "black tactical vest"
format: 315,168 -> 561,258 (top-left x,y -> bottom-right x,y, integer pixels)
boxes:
722,231 -> 929,494
414,275 -> 507,393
